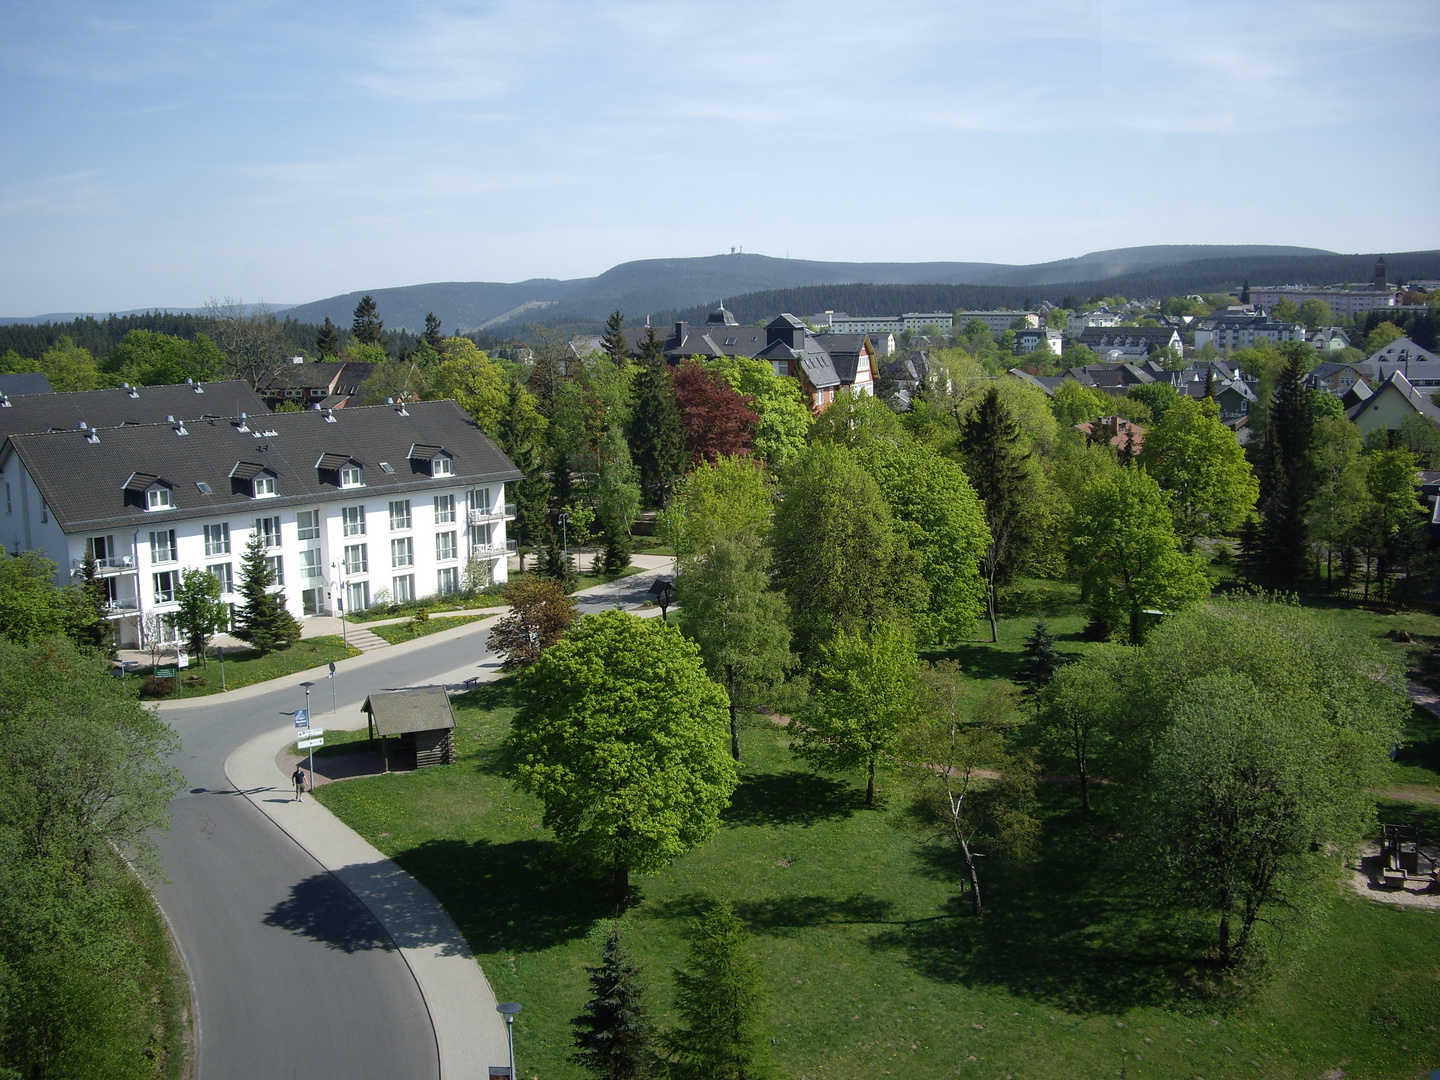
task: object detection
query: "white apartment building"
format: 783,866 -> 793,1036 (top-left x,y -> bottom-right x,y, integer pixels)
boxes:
956,310 -> 1040,333
0,400 -> 522,648
827,312 -> 956,334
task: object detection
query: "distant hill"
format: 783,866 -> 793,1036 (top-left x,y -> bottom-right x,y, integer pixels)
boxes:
235,244 -> 1337,333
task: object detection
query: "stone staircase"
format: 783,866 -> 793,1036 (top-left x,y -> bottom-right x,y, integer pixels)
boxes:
345,626 -> 390,653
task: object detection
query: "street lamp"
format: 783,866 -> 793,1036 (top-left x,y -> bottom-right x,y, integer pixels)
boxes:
557,511 -> 570,560
216,645 -> 226,692
496,1001 -> 522,1078
300,681 -> 316,779
328,660 -> 337,714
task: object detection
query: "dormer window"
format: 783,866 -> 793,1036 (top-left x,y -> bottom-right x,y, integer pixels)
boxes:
146,487 -> 173,511
431,456 -> 453,478
341,466 -> 363,488
253,475 -> 277,498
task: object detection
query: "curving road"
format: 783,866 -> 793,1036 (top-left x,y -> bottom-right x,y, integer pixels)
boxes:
148,567 -> 670,1080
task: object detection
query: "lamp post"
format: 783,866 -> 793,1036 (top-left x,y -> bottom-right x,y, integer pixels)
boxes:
328,660 -> 337,714
496,1002 -> 522,1078
558,510 -> 570,561
216,645 -> 226,692
300,681 -> 316,779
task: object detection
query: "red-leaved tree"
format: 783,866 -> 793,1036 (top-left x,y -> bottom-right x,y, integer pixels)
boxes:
671,359 -> 758,464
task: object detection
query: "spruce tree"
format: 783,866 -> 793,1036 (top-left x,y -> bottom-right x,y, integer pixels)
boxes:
423,312 -> 443,350
71,549 -> 111,649
628,332 -> 686,506
665,903 -> 773,1080
570,926 -> 655,1080
539,536 -> 578,593
497,381 -> 553,570
1258,345 -> 1316,590
1015,620 -> 1063,709
352,294 -> 383,345
233,533 -> 301,653
601,309 -> 629,366
316,316 -> 339,358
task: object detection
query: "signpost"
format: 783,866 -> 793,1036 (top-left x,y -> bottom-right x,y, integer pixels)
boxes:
295,692 -> 318,782
297,730 -> 324,750
294,708 -> 310,728
328,660 -> 337,714
216,645 -> 226,692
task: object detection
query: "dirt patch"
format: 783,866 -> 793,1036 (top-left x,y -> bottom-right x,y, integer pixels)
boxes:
1346,841 -> 1440,909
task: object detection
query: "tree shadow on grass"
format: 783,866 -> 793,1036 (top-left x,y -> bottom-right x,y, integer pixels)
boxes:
452,678 -> 515,713
923,642 -> 1023,682
721,770 -> 866,828
391,837 -> 613,954
875,795 -> 1222,1014
641,891 -> 922,939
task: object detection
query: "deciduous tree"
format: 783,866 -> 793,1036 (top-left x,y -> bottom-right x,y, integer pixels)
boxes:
173,567 -> 227,663
671,360 -> 758,464
705,355 -> 810,468
661,455 -> 774,562
507,611 -> 737,901
1139,396 -> 1259,546
486,575 -> 578,670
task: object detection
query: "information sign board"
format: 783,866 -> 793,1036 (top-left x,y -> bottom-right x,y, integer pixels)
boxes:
294,709 -> 310,727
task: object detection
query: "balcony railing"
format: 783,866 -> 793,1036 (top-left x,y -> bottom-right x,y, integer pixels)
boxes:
73,555 -> 135,575
467,503 -> 517,524
102,599 -> 140,616
473,539 -> 519,558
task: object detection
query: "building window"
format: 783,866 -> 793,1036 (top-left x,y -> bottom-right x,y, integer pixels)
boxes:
434,493 -> 455,523
299,548 -> 324,580
436,531 -> 457,562
470,487 -> 491,513
343,544 -> 368,575
431,456 -> 453,477
437,566 -> 459,595
346,580 -> 370,613
153,570 -> 178,603
149,529 -> 177,563
5,482 -> 10,514
340,466 -> 363,488
297,509 -> 321,541
266,555 -> 284,587
40,501 -> 47,524
204,522 -> 231,556
209,562 -> 234,594
255,515 -> 281,548
391,537 -> 414,568
470,522 -> 494,550
341,505 -> 366,536
146,487 -> 173,511
389,499 -> 411,531
393,574 -> 415,603
253,475 -> 276,498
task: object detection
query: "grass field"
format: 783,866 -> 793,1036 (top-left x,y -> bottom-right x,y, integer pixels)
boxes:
134,636 -> 360,698
317,581 -> 1440,1080
369,614 -> 482,645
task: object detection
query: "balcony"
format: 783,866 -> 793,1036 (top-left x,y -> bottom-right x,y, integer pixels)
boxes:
473,539 -> 519,558
102,599 -> 141,617
467,503 -> 517,525
73,555 -> 136,576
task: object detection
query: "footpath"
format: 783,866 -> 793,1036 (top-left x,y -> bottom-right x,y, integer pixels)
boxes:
199,556 -> 673,1080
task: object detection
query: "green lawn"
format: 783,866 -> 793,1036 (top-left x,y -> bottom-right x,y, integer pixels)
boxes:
317,597 -> 1440,1080
134,636 -> 360,698
369,614 -> 482,645
572,564 -> 645,592
345,593 -> 505,622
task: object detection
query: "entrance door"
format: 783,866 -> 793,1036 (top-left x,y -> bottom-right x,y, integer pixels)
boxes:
302,588 -> 325,616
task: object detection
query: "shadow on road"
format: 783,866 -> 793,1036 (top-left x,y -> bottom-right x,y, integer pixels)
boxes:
263,873 -> 399,953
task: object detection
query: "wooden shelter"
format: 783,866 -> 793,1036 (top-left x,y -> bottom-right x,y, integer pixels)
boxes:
362,686 -> 457,771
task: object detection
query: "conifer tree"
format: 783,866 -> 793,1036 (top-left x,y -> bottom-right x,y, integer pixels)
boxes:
665,902 -> 773,1080
316,316 -> 339,358
1257,345 -> 1316,589
423,312 -> 443,350
628,329 -> 686,505
1015,620 -> 1064,709
570,926 -> 656,1080
352,295 -> 383,345
233,533 -> 300,653
601,309 -> 629,366
72,548 -> 111,649
497,381 -> 553,570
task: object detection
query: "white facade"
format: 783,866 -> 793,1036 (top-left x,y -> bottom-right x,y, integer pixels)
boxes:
957,310 -> 1040,332
1015,329 -> 1064,356
1249,285 -> 1396,318
10,469 -> 513,648
827,312 -> 956,334
1193,318 -> 1307,352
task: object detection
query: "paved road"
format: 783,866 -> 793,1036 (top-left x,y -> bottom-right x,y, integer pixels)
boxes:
149,567 -> 670,1080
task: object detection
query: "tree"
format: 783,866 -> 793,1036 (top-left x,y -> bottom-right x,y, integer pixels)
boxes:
423,312 -> 443,350
316,316 -> 340,357
628,329 -> 686,505
1298,298 -> 1335,330
487,576 -> 580,668
596,430 -> 642,573
771,442 -> 925,659
72,549 -> 110,650
961,388 -> 1046,641
1136,672 -> 1368,967
676,538 -> 792,761
1307,417 -> 1367,582
1049,380 -> 1114,428
35,336 -> 102,392
904,665 -> 1038,917
1014,620 -> 1064,711
1139,396 -> 1259,546
1256,346 -> 1317,589
432,337 -> 507,432
1362,448 -> 1423,602
352,294 -> 383,345
507,611 -> 737,901
0,550 -> 90,645
705,355 -> 810,468
106,329 -> 224,387
1070,467 -> 1212,644
173,567 -> 227,663
789,622 -> 916,806
1125,382 -> 1180,424
232,533 -> 300,653
496,381 -> 552,571
1272,298 -> 1300,323
203,298 -> 289,388
665,902 -> 774,1080
857,438 -> 989,645
662,456 -> 775,561
601,310 -> 629,366
571,925 -> 656,1080
1031,647 -> 1132,811
671,360 -> 758,464
1364,320 -> 1406,356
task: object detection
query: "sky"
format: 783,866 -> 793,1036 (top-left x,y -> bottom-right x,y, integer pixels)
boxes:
1,0 -> 1438,315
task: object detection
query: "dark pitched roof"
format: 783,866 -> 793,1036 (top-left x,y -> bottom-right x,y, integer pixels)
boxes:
261,360 -> 378,395
362,686 -> 457,736
0,373 -> 54,398
1077,327 -> 1181,350
0,380 -> 268,441
1346,371 -> 1440,425
664,323 -> 767,360
4,399 -> 522,534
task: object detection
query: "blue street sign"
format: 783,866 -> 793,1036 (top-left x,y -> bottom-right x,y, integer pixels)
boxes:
294,709 -> 309,727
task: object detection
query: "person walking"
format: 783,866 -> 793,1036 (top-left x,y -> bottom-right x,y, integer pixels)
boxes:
292,765 -> 307,802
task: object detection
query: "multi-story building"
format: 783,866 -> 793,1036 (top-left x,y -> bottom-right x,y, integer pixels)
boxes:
956,310 -> 1039,333
0,399 -> 521,648
821,312 -> 955,334
1249,258 -> 1399,319
1075,326 -> 1184,361
1192,313 -> 1306,352
1014,328 -> 1064,356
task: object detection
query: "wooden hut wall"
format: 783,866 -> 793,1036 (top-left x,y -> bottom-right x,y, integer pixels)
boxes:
415,728 -> 454,768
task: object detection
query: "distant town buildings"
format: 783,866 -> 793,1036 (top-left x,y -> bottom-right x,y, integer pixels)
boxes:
1192,311 -> 1306,352
1248,258 -> 1398,318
